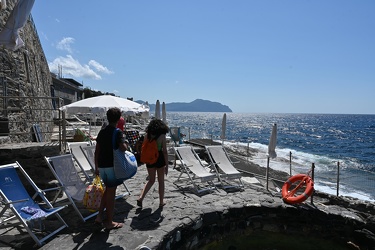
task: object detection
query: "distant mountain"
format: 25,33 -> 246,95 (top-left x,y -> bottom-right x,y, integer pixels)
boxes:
135,99 -> 232,112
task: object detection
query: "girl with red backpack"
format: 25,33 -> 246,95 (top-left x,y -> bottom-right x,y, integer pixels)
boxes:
137,119 -> 169,209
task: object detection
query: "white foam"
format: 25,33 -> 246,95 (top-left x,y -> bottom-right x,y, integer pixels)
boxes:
220,140 -> 375,202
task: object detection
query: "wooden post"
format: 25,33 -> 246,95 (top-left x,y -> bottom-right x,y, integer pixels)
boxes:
289,151 -> 292,176
310,163 -> 315,205
62,110 -> 66,153
337,161 -> 340,197
247,142 -> 250,163
266,157 -> 270,191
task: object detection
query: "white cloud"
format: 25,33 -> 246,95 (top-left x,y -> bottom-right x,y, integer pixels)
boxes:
50,38 -> 114,80
49,55 -> 102,80
56,37 -> 75,53
88,60 -> 114,74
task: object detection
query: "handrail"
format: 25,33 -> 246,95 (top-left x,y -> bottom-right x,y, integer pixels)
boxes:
0,95 -> 65,152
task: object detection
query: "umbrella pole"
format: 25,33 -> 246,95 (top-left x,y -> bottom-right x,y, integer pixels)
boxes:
89,114 -> 92,137
266,156 -> 270,190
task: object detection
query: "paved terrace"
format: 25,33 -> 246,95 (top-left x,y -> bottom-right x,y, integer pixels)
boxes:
1,143 -> 375,250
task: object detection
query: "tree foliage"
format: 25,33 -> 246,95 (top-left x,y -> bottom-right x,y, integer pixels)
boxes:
83,87 -> 115,99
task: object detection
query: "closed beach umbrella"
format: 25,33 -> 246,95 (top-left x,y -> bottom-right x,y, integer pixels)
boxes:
220,113 -> 227,140
155,100 -> 161,119
162,102 -> 167,123
0,0 -> 7,10
268,123 -> 277,158
0,0 -> 35,51
266,123 -> 277,190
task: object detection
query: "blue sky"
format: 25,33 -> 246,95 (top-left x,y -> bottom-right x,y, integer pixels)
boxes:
31,1 -> 374,114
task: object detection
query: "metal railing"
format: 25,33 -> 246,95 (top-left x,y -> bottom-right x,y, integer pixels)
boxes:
0,94 -> 64,151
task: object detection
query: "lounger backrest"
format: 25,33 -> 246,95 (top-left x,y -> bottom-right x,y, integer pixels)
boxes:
206,146 -> 239,175
0,162 -> 68,246
175,146 -> 214,178
69,142 -> 92,172
0,165 -> 36,212
176,146 -> 200,168
81,145 -> 96,171
207,146 -> 231,166
47,155 -> 87,201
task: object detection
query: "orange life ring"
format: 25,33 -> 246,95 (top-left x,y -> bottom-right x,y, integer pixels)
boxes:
281,174 -> 314,204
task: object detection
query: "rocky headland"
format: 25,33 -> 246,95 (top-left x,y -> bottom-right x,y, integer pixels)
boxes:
145,99 -> 232,113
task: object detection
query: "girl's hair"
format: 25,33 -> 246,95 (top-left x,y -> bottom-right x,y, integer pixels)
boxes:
146,119 -> 169,139
106,107 -> 121,123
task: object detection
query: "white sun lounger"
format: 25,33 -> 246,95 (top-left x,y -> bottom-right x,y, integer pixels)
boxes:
205,145 -> 244,190
44,154 -> 97,222
173,146 -> 217,194
67,141 -> 93,179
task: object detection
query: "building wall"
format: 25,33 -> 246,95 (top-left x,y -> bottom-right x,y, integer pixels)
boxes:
0,0 -> 54,144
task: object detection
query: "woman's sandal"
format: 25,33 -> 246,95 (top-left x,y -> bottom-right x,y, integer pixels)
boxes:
137,199 -> 142,208
159,202 -> 166,208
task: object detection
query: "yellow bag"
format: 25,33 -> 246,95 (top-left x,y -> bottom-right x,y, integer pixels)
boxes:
82,176 -> 104,212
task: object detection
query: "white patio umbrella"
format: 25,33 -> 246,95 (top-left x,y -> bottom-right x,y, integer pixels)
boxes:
155,100 -> 161,119
60,95 -> 148,115
0,0 -> 35,51
60,95 -> 149,137
220,113 -> 227,143
266,123 -> 277,190
162,101 -> 167,123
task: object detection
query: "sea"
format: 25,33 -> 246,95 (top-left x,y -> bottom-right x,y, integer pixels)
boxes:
166,112 -> 375,202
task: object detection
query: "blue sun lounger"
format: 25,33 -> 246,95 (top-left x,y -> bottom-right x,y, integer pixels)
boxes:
0,162 -> 68,246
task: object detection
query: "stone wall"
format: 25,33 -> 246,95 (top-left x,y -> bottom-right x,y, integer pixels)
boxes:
0,0 -> 54,144
0,143 -> 61,193
161,202 -> 375,249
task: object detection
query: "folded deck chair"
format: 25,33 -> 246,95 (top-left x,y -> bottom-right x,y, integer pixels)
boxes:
68,141 -> 93,180
44,154 -> 97,222
173,146 -> 217,194
80,144 -> 131,197
205,145 -> 244,190
0,162 -> 68,246
79,144 -> 96,172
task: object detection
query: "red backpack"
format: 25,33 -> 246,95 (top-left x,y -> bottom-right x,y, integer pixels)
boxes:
140,137 -> 159,164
